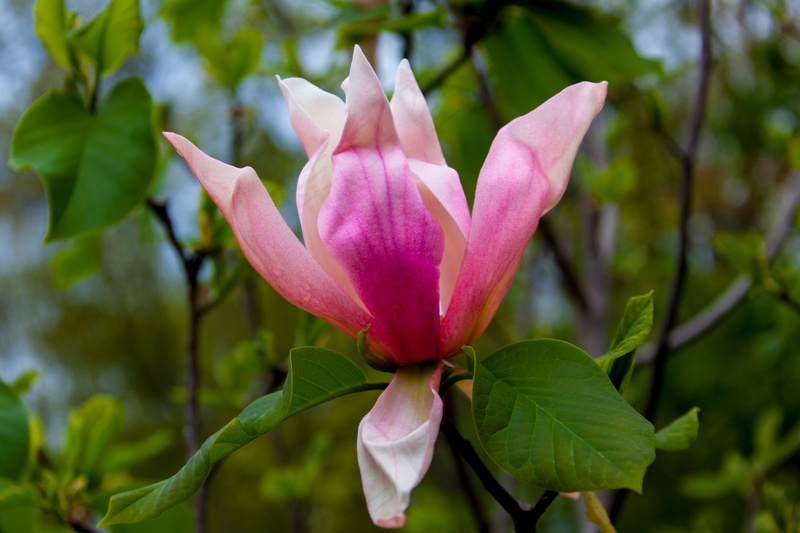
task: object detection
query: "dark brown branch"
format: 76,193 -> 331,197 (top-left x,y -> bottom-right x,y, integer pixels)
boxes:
644,0 -> 712,423
439,413 -> 558,531
422,47 -> 471,95
146,198 -> 208,533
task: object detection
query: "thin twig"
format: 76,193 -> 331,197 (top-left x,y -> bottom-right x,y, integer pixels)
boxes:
644,0 -> 712,423
635,174 -> 800,363
609,1 -> 712,525
442,397 -> 490,533
439,413 -> 558,531
146,198 -> 208,533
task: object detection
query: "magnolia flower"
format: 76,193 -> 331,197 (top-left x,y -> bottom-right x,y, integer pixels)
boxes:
165,46 -> 606,528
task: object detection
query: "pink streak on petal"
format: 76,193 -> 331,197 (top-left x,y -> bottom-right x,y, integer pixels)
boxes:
390,61 -> 471,314
357,364 -> 444,528
319,46 -> 444,364
441,82 -> 607,355
390,59 -> 446,166
164,132 -> 370,338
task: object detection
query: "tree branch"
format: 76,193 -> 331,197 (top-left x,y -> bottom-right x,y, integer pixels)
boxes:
439,412 -> 558,531
636,172 -> 800,364
146,198 -> 208,533
644,0 -> 712,423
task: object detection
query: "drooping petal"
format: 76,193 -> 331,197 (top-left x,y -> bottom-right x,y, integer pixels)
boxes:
357,364 -> 444,528
389,61 -> 471,314
164,132 -> 370,338
278,80 -> 365,309
318,46 -> 444,364
441,82 -> 607,355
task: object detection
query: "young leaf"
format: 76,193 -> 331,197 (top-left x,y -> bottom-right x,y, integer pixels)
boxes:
0,380 -> 29,480
35,0 -> 74,69
10,78 -> 156,242
69,0 -> 143,75
595,291 -> 653,392
100,347 -> 387,526
603,291 -> 654,361
472,340 -> 655,493
63,396 -> 125,484
196,27 -> 263,91
655,407 -> 700,452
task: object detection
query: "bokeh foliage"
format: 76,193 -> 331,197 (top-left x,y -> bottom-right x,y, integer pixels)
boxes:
2,0 -> 800,532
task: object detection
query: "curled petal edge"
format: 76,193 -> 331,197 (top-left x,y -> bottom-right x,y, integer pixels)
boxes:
357,364 -> 444,528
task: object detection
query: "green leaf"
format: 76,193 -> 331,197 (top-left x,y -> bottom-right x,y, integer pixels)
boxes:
0,478 -> 36,510
472,340 -> 655,493
160,0 -> 227,43
69,0 -> 143,75
35,0 -> 75,68
100,347 -> 386,526
604,291 -> 655,361
655,407 -> 700,452
596,291 -> 653,392
50,233 -> 103,289
0,380 -> 29,481
582,491 -> 616,533
100,429 -> 173,475
197,27 -> 263,91
63,396 -> 125,483
9,372 -> 39,396
10,78 -> 157,242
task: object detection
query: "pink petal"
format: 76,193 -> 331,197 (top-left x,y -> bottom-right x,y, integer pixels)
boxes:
318,46 -> 444,364
164,132 -> 370,337
389,61 -> 471,314
390,59 -> 446,166
441,82 -> 607,355
357,364 -> 444,528
278,79 -> 365,309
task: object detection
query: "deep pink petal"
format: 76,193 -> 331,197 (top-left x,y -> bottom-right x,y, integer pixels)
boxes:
318,46 -> 444,364
164,132 -> 370,337
357,364 -> 444,528
441,82 -> 607,355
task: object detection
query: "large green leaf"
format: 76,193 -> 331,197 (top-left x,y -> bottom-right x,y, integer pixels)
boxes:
472,340 -> 656,493
69,0 -> 143,75
0,478 -> 36,510
34,0 -> 75,69
100,347 -> 386,526
655,407 -> 700,452
0,380 -> 29,481
484,2 -> 660,117
10,78 -> 156,242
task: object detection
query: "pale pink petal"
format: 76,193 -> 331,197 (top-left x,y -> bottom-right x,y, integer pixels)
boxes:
357,364 -> 444,528
278,79 -> 365,309
441,82 -> 607,355
410,161 -> 469,316
318,46 -> 444,364
164,132 -> 370,337
390,59 -> 446,166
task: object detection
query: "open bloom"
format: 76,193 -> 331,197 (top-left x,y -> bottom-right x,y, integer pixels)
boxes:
165,46 -> 605,528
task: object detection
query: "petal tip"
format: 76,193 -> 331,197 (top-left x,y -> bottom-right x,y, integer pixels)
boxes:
375,516 -> 407,529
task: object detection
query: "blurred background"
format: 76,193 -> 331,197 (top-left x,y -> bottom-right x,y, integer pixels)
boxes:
2,0 -> 800,531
